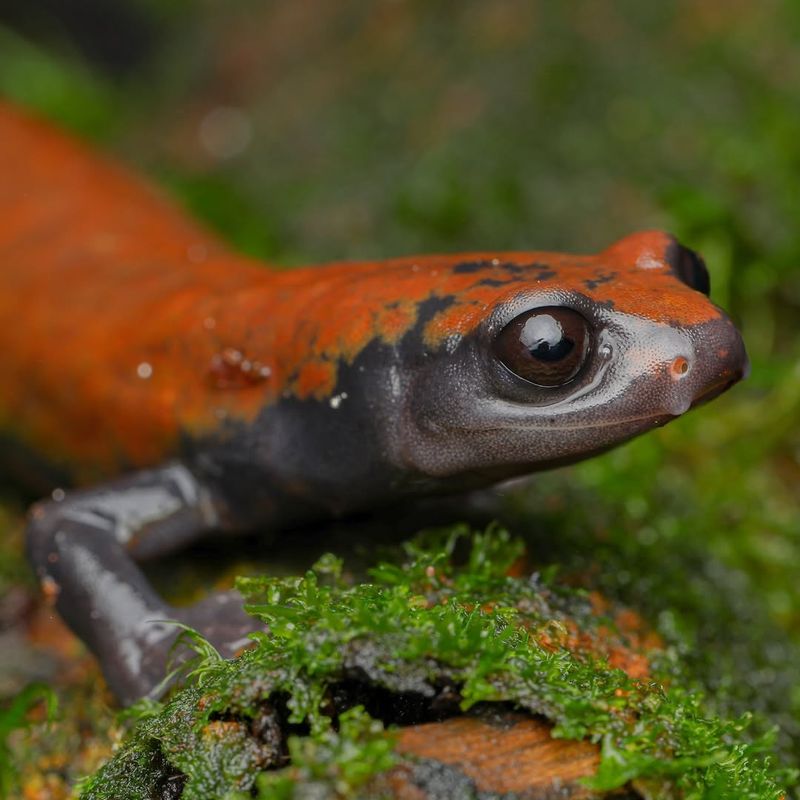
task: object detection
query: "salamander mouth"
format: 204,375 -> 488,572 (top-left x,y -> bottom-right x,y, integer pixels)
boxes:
471,411 -> 676,434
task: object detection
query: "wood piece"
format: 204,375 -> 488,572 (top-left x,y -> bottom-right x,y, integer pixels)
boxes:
385,712 -> 606,798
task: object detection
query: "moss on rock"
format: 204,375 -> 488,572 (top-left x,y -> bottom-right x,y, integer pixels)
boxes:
79,527 -> 791,799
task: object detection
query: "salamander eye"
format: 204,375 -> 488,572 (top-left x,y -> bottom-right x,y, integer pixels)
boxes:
493,307 -> 591,387
667,241 -> 711,296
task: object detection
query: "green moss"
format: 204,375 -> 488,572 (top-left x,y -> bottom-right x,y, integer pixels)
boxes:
0,26 -> 122,140
251,707 -> 396,799
0,684 -> 56,796
80,528 -> 793,799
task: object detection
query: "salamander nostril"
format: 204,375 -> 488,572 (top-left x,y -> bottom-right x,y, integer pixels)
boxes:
670,356 -> 690,379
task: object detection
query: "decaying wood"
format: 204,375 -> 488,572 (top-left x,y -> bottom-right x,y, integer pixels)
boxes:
369,712 -> 627,799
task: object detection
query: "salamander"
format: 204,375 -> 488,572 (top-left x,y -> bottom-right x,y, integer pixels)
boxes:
0,103 -> 748,704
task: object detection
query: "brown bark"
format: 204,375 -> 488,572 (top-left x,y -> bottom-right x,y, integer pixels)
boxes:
370,712 -> 633,799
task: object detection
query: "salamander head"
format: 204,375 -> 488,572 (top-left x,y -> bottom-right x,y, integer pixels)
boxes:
399,231 -> 748,482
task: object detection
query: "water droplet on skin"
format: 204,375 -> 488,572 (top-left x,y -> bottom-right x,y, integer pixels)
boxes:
137,362 -> 153,380
329,392 -> 348,409
223,348 -> 243,365
209,348 -> 272,388
203,316 -> 217,330
51,488 -> 65,502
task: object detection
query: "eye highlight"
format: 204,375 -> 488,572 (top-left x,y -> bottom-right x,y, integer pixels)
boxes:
493,307 -> 591,387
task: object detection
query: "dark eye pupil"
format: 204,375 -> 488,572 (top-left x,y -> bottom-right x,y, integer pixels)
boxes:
521,315 -> 575,362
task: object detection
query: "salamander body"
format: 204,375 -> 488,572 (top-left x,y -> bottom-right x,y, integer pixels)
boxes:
0,104 -> 748,702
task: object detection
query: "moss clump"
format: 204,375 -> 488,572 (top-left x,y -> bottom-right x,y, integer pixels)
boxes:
250,707 -> 396,799
78,527 -> 791,799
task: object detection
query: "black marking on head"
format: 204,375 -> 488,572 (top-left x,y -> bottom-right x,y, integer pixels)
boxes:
404,294 -> 459,356
477,277 -> 519,288
665,239 -> 711,296
535,269 -> 556,281
415,293 -> 457,322
452,260 -> 491,274
583,272 -> 617,290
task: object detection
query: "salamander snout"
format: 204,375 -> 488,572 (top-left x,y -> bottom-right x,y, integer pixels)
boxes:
665,314 -> 749,415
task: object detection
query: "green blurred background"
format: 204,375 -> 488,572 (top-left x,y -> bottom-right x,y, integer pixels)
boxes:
1,0 -> 799,793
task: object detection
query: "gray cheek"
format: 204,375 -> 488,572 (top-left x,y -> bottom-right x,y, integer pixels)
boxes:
390,304 -> 746,487
398,317 -> 696,480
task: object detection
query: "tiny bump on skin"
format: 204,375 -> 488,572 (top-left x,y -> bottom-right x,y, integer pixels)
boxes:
670,356 -> 690,379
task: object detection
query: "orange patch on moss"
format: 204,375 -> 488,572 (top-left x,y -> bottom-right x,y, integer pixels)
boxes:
533,599 -> 661,683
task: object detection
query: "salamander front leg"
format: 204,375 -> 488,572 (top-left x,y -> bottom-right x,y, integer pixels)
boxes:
25,463 -> 255,705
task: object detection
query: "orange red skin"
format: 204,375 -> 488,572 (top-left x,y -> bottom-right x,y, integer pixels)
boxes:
0,102 -> 721,483
5,102 -> 750,705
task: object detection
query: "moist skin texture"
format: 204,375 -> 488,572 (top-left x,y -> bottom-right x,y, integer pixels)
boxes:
0,102 -> 748,703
